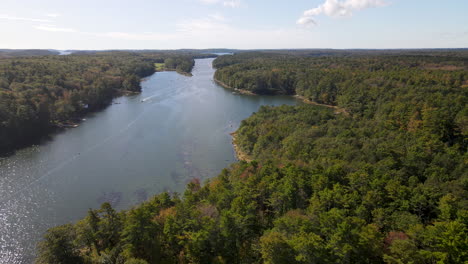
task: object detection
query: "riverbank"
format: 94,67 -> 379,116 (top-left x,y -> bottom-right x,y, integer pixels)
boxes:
56,88 -> 142,128
0,65 -> 200,156
214,78 -> 256,95
176,70 -> 193,77
215,76 -> 350,163
225,93 -> 348,163
0,84 -> 150,156
230,131 -> 252,162
214,78 -> 349,116
156,68 -> 193,77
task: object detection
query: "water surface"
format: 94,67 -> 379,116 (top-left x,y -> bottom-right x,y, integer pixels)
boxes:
0,58 -> 298,263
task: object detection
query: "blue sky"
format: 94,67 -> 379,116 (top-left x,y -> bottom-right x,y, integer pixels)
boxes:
0,0 -> 467,49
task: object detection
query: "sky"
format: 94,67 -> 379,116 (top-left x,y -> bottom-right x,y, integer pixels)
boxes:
0,0 -> 467,50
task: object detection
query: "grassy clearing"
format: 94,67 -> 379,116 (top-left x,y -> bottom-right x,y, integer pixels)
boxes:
155,63 -> 165,71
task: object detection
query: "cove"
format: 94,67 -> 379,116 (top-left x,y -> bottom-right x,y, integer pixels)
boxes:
0,58 -> 298,263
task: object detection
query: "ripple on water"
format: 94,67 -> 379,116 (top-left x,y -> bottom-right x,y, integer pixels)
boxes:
0,146 -> 59,264
0,183 -> 56,264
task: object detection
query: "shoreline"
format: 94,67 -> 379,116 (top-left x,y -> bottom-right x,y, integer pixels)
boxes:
0,74 -> 154,155
54,88 -> 143,129
214,78 -> 349,116
156,68 -> 193,77
214,78 -> 256,95
217,79 -> 350,162
1,65 -> 197,155
230,131 -> 252,162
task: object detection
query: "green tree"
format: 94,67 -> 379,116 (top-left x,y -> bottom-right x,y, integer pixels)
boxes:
36,224 -> 83,264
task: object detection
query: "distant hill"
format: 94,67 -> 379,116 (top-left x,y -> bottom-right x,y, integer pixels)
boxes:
1,48 -> 467,59
0,49 -> 60,58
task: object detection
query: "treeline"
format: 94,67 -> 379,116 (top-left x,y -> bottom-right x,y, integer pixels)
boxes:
0,49 -> 60,58
163,57 -> 195,74
37,51 -> 467,263
214,52 -> 468,110
214,52 -> 467,146
0,52 -> 198,153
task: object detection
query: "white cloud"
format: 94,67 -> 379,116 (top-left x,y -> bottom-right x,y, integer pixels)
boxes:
1,13 -> 75,33
29,13 -> 229,40
297,0 -> 387,26
87,15 -> 314,49
198,0 -> 242,7
297,16 -> 316,26
0,14 -> 51,23
34,24 -> 76,32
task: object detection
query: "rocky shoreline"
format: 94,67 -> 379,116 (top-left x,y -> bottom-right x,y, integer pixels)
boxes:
230,131 -> 252,162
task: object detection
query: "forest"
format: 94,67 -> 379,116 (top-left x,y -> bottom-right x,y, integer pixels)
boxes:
0,51 -> 201,154
0,49 -> 60,58
37,51 -> 467,263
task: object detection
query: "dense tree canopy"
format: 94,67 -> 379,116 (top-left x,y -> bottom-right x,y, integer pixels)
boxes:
0,49 -> 59,58
0,51 -> 200,153
37,51 -> 467,263
214,52 -> 468,109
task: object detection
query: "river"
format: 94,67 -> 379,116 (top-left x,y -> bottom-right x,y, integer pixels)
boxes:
0,58 -> 298,263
